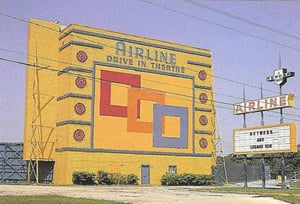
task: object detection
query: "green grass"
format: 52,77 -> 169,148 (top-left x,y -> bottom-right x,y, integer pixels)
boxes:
0,195 -> 128,204
199,187 -> 300,204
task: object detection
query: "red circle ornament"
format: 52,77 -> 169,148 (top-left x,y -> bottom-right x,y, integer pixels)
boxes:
74,103 -> 86,115
75,77 -> 87,88
199,115 -> 208,126
199,93 -> 208,104
73,129 -> 85,142
76,51 -> 88,62
198,70 -> 207,81
199,138 -> 208,148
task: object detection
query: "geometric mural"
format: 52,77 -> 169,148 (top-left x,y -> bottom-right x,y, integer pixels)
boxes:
99,69 -> 189,149
100,70 -> 141,117
127,88 -> 165,133
153,104 -> 188,149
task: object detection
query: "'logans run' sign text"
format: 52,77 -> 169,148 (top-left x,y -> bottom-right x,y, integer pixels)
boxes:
233,123 -> 297,154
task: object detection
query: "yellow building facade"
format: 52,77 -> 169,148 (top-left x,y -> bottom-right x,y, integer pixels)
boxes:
24,19 -> 215,185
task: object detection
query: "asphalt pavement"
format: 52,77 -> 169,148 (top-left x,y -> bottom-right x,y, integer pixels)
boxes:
0,180 -> 290,204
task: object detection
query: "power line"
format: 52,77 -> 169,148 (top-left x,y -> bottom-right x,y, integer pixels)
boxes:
185,0 -> 300,41
213,72 -> 299,100
0,29 -> 299,105
0,48 -> 271,100
0,47 -> 262,103
2,4 -> 300,54
0,12 -> 299,114
1,47 -> 299,112
1,56 -> 300,121
137,0 -> 300,52
0,11 -> 298,99
0,56 -> 226,107
1,44 -> 298,101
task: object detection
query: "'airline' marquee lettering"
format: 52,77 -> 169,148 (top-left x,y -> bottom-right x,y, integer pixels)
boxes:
233,94 -> 294,115
115,41 -> 176,64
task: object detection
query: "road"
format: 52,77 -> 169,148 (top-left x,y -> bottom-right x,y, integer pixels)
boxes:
0,184 -> 289,204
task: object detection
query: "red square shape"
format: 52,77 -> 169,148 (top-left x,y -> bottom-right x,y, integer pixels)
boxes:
100,70 -> 141,117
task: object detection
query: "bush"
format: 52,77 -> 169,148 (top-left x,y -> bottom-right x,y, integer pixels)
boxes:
161,173 -> 214,186
72,171 -> 97,185
97,170 -> 112,185
161,173 -> 178,186
97,170 -> 139,185
127,174 -> 139,185
181,173 -> 194,185
110,173 -> 127,185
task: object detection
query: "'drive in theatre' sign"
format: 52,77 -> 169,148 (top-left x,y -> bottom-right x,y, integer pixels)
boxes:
233,94 -> 294,115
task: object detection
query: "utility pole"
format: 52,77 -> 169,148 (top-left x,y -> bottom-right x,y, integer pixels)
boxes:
243,87 -> 247,188
266,61 -> 295,189
260,84 -> 266,189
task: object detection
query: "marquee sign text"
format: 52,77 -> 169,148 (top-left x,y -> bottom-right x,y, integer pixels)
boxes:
106,41 -> 186,75
233,123 -> 297,155
233,94 -> 294,115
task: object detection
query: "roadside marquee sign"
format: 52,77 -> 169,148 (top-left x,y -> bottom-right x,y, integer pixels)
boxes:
233,94 -> 294,115
233,123 -> 297,155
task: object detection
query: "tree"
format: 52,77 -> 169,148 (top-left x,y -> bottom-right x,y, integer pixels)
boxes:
266,152 -> 300,178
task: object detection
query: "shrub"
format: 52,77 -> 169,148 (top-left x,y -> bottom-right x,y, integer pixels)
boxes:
72,171 -> 97,185
161,173 -> 214,186
161,173 -> 179,186
97,170 -> 112,185
181,173 -> 194,185
97,170 -> 139,185
127,174 -> 139,185
109,173 -> 127,185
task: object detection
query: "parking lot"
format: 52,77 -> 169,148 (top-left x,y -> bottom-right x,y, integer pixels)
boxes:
0,184 -> 289,204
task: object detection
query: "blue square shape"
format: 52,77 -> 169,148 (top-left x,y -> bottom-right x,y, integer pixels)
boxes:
153,104 -> 188,149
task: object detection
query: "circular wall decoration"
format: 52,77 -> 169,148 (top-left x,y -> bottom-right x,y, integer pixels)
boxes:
199,93 -> 208,104
199,138 -> 208,149
73,129 -> 85,142
76,51 -> 88,62
74,103 -> 86,115
199,115 -> 208,126
75,77 -> 87,88
198,70 -> 207,81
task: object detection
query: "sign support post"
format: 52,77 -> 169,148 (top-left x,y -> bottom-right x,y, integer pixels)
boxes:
279,84 -> 286,188
262,154 -> 266,188
242,87 -> 247,188
244,155 -> 248,188
267,67 -> 295,189
281,153 -> 286,188
260,84 -> 266,188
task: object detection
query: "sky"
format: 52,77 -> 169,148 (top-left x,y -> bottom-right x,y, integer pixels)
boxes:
0,0 -> 299,155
